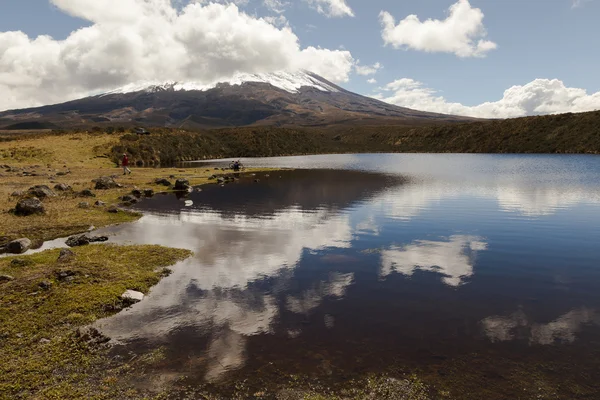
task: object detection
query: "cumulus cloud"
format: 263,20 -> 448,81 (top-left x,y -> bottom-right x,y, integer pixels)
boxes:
304,0 -> 354,18
0,0 -> 354,111
379,0 -> 496,58
367,78 -> 377,84
373,78 -> 600,118
354,61 -> 382,76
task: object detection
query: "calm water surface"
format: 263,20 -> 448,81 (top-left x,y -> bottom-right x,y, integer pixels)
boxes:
93,154 -> 600,398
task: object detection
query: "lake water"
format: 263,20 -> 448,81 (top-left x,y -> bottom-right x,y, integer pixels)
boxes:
94,154 -> 600,399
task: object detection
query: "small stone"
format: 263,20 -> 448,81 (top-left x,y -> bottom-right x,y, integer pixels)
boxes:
39,338 -> 51,344
56,171 -> 69,176
154,178 -> 172,186
79,189 -> 96,198
8,238 -> 32,254
54,183 -> 72,191
174,179 -> 191,191
15,197 -> 45,216
217,177 -> 225,184
143,189 -> 154,197
39,280 -> 52,290
56,270 -> 76,281
208,175 -> 216,180
120,195 -> 138,203
169,174 -> 176,179
66,234 -> 108,247
57,249 -> 75,263
94,176 -> 121,190
10,191 -> 24,197
121,290 -> 144,304
27,185 -> 56,199
131,189 -> 142,198
107,206 -> 119,213
254,179 -> 260,183
94,200 -> 106,207
78,202 -> 90,209
0,275 -> 14,283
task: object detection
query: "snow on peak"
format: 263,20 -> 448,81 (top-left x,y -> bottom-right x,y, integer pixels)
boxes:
101,71 -> 339,96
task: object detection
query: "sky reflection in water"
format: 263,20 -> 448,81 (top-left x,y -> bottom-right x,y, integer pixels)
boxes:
93,155 -> 600,386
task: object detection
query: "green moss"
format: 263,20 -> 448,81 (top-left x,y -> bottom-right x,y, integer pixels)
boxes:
0,245 -> 191,400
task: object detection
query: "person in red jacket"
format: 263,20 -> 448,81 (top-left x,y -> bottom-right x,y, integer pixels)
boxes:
122,153 -> 132,175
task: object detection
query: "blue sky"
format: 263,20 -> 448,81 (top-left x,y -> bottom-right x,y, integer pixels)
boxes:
1,0 -> 599,117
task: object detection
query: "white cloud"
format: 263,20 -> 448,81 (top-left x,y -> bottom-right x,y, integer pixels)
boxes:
263,0 -> 288,13
373,77 -> 600,118
367,78 -> 377,84
380,235 -> 488,287
481,308 -> 600,345
0,0 -> 354,111
354,61 -> 382,76
572,0 -> 593,8
379,0 -> 496,58
304,0 -> 354,18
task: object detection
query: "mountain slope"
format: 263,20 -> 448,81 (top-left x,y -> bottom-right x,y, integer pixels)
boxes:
0,71 -> 470,129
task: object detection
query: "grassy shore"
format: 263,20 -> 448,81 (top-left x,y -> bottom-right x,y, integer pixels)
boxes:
0,245 -> 192,400
0,131 -> 270,244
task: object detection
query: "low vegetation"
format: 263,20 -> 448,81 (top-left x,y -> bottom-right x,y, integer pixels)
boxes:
0,245 -> 191,400
106,110 -> 600,165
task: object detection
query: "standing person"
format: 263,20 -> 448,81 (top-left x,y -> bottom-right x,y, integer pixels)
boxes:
122,153 -> 131,175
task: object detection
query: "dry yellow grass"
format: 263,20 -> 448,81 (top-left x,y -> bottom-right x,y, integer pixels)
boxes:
0,132 -> 270,243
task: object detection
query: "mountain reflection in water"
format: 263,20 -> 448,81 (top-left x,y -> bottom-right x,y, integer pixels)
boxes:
92,156 -> 600,398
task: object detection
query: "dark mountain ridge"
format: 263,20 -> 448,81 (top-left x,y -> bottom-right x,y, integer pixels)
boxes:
0,71 -> 470,129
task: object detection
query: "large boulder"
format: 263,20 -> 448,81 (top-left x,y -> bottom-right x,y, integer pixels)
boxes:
7,238 -> 32,254
174,179 -> 191,191
121,290 -> 144,305
15,197 -> 45,216
94,176 -> 121,190
28,185 -> 56,199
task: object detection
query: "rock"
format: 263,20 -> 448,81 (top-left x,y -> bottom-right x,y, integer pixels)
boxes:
15,197 -> 45,216
79,189 -> 96,198
120,195 -> 138,203
57,249 -> 75,262
27,185 -> 56,199
10,191 -> 24,197
131,189 -> 142,198
154,178 -> 172,186
107,206 -> 119,213
143,189 -> 154,197
39,338 -> 51,345
66,234 -> 109,247
75,326 -> 110,347
217,177 -> 225,184
0,275 -> 14,283
265,174 -> 270,178
174,179 -> 191,191
39,280 -> 52,290
94,176 -> 122,190
56,171 -> 69,176
121,290 -> 144,304
7,238 -> 32,254
78,202 -> 90,209
56,269 -> 76,281
208,175 -> 216,180
94,200 -> 106,207
54,183 -> 72,192
169,174 -> 176,179
254,179 -> 260,183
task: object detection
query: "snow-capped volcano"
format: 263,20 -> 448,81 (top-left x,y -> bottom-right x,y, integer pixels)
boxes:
102,71 -> 340,96
0,71 -> 468,130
